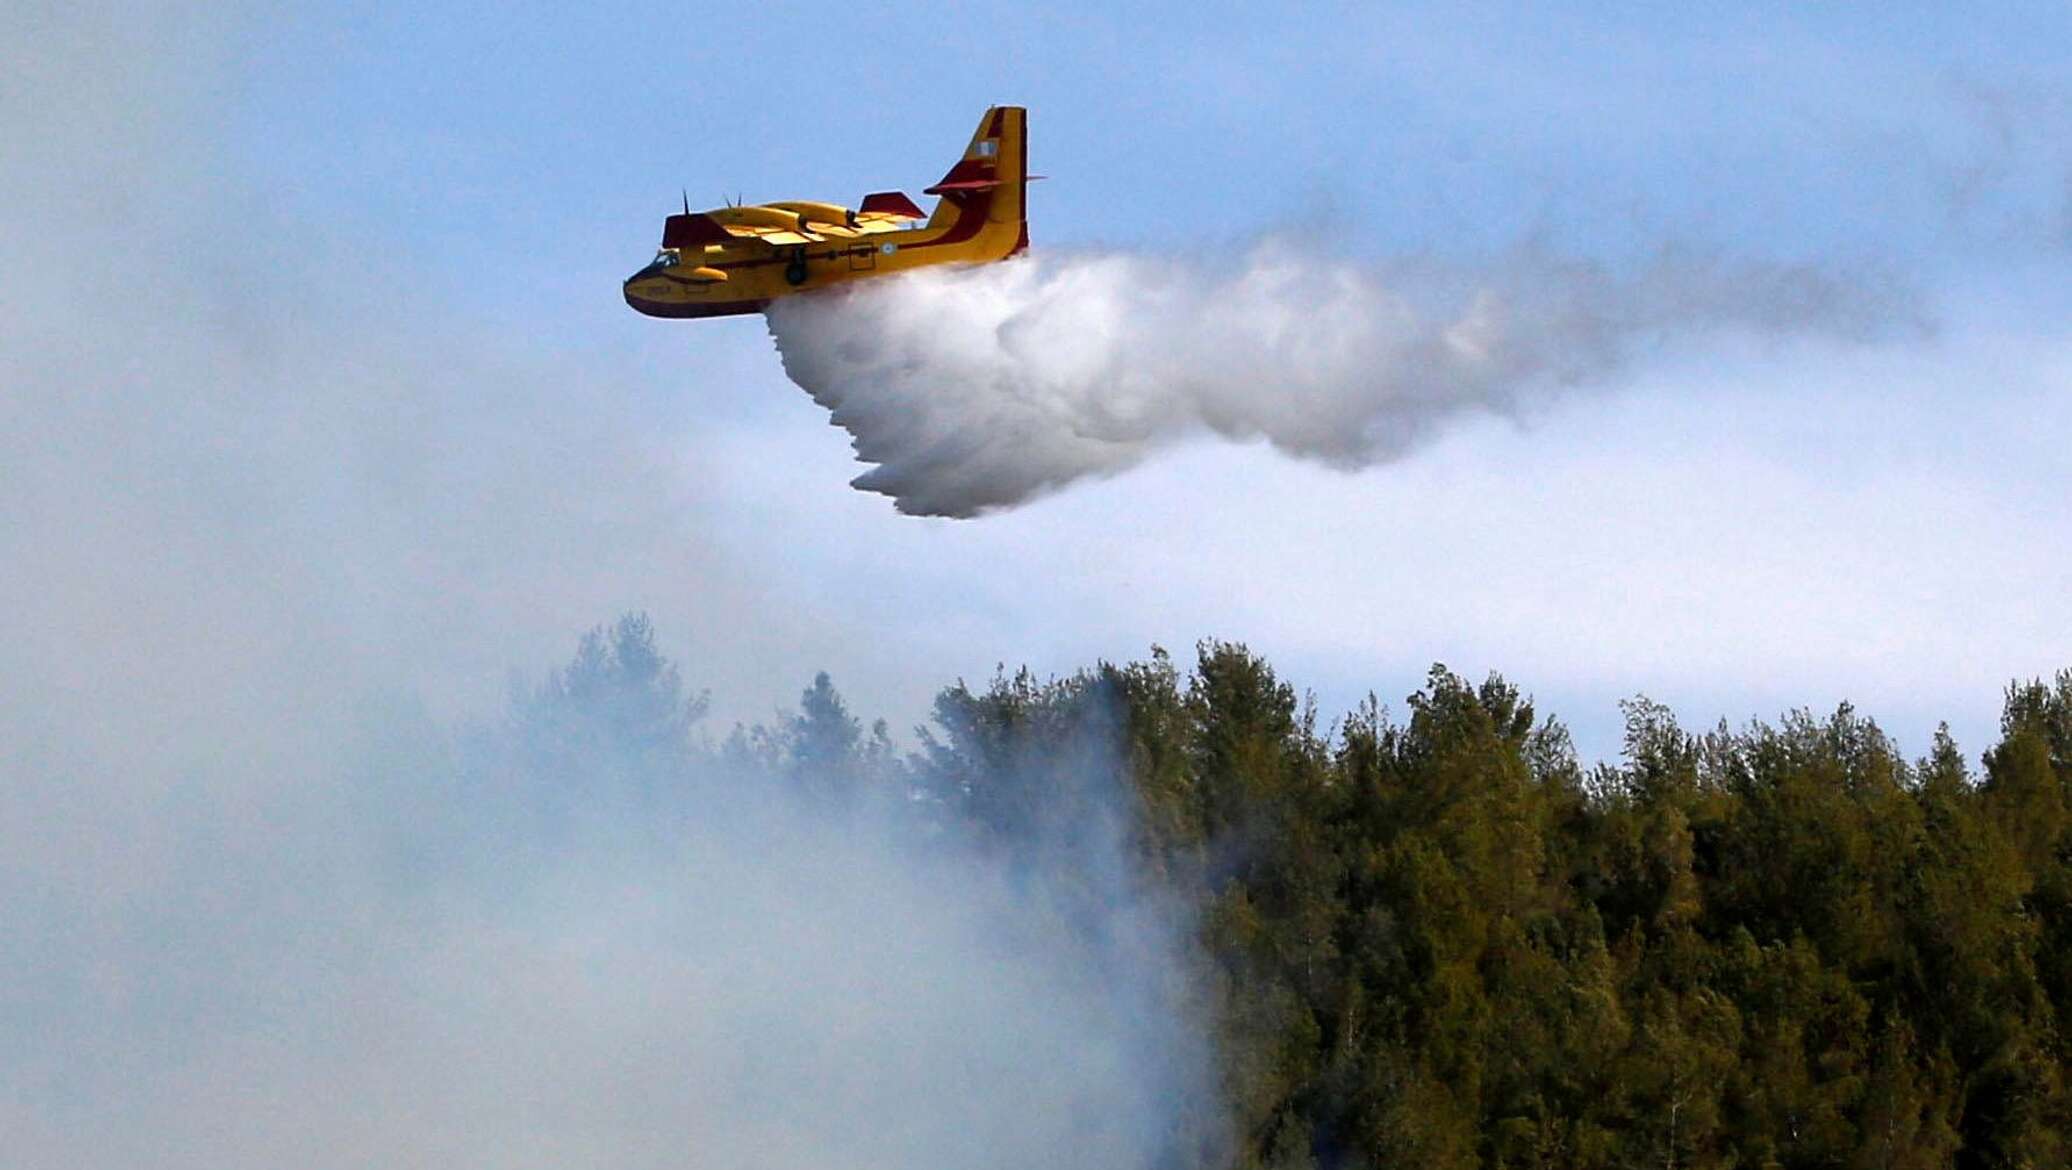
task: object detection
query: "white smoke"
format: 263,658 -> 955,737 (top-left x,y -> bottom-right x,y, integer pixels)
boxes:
766,244 -> 1919,516
0,8 -> 1215,1168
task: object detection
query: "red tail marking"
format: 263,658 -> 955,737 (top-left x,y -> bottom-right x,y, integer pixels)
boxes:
925,157 -> 998,195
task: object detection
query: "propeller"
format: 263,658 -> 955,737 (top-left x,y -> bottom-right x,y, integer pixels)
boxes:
682,189 -> 690,215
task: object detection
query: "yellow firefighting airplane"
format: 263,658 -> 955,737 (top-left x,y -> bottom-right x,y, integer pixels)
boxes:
623,106 -> 1033,319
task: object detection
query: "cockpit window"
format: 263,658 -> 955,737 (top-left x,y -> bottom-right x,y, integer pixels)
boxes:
651,249 -> 679,268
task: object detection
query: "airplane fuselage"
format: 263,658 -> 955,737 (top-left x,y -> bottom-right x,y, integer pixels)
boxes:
624,106 -> 1030,319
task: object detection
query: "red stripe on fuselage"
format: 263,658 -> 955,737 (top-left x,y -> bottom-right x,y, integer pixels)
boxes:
906,191 -> 996,249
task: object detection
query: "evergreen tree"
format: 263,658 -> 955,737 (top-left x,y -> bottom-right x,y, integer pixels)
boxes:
500,616 -> 2072,1170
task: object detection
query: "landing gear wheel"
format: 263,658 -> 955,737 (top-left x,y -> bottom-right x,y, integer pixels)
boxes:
784,249 -> 810,286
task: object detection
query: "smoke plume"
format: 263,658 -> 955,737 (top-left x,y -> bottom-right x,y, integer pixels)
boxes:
5,616 -> 1217,1170
1,11 -> 1212,1167
767,244 -> 1918,517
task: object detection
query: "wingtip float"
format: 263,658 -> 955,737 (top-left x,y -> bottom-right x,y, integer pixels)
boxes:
624,106 -> 1035,320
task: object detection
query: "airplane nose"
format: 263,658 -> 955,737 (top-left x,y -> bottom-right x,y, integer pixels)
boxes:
624,268 -> 679,318
624,283 -> 664,316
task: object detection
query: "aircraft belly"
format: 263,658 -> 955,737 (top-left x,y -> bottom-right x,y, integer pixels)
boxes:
623,291 -> 769,319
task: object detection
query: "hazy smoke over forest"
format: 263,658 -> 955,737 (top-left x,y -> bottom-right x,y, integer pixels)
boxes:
767,247 -> 1918,516
0,11 -> 1210,1168
5,615 -> 1215,1170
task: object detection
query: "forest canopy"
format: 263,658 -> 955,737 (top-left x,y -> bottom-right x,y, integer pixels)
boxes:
499,616 -> 2071,1170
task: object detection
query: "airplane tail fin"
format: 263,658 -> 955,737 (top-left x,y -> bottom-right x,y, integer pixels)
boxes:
923,105 -> 1031,253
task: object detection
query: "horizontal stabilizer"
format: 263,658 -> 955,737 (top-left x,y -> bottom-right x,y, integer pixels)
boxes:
662,213 -> 733,248
858,191 -> 926,219
924,156 -> 1002,196
923,179 -> 1003,194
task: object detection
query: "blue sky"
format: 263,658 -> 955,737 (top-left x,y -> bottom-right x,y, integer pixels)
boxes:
8,2 -> 2071,766
235,4 -> 2069,273
251,4 -> 2070,752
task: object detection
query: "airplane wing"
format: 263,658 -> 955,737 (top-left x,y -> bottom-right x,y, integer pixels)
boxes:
664,194 -> 921,251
